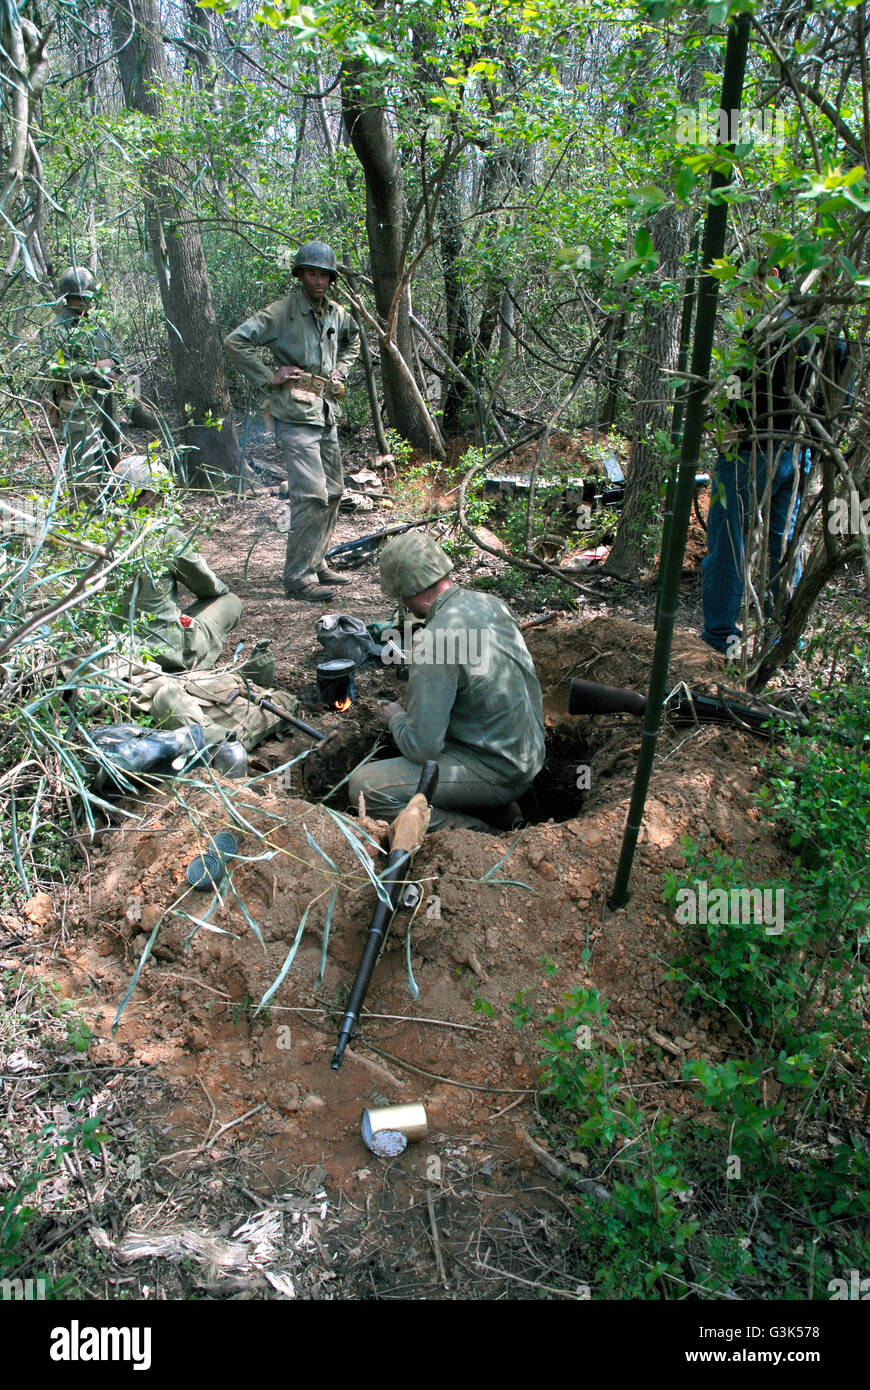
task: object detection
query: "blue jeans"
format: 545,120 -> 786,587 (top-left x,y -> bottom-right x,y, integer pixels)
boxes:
701,444 -> 808,654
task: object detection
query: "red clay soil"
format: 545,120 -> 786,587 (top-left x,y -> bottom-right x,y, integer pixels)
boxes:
37,614 -> 788,1194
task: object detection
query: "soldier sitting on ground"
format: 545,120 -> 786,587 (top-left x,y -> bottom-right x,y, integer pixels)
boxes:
112,456 -> 242,673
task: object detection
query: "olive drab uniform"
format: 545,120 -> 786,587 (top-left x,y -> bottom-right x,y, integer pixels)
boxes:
128,665 -> 298,751
44,305 -> 124,492
121,525 -> 242,673
224,285 -> 360,593
349,553 -> 546,831
90,655 -> 298,752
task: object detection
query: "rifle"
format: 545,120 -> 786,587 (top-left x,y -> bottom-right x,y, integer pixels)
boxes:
331,760 -> 439,1071
325,513 -> 451,567
568,678 -> 809,733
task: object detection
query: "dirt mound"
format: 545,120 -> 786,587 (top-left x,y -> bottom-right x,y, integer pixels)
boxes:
527,613 -> 727,719
50,615 -> 785,1193
507,430 -> 627,472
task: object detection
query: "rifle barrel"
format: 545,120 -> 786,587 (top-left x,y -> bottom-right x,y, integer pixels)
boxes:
331,760 -> 439,1072
569,678 -> 648,717
330,849 -> 410,1070
569,677 -> 798,733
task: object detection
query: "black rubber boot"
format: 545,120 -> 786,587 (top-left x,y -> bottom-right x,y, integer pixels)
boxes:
90,724 -> 207,780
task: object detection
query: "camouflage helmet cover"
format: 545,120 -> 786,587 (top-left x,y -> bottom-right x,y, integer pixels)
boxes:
292,240 -> 338,282
112,455 -> 173,498
58,266 -> 97,299
379,531 -> 454,600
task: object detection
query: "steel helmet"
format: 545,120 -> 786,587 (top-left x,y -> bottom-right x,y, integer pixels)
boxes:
292,241 -> 338,283
210,738 -> 249,779
112,455 -> 173,498
379,532 -> 454,601
58,266 -> 97,299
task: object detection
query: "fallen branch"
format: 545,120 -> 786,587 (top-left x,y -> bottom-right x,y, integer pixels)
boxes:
517,1125 -> 619,1210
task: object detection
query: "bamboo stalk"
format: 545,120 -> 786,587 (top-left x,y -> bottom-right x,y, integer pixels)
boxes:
610,10 -> 752,908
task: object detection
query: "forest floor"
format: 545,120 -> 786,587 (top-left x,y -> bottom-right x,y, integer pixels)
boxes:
0,424 -> 855,1299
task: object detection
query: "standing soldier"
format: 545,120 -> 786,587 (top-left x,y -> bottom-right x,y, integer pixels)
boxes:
225,241 -> 361,601
45,266 -> 124,494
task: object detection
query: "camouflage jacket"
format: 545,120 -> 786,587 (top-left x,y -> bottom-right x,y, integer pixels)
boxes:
224,285 -> 360,425
43,307 -> 123,405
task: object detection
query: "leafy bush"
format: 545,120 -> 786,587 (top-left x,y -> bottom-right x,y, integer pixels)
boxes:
518,660 -> 870,1297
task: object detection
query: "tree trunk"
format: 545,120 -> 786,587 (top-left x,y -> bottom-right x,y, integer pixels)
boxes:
110,0 -> 241,485
0,11 -> 52,291
749,439 -> 870,690
439,160 -> 475,436
600,313 -> 628,429
605,202 -> 687,575
340,59 -> 430,448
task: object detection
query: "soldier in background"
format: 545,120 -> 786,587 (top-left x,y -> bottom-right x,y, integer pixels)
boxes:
44,266 -> 124,493
225,241 -> 360,602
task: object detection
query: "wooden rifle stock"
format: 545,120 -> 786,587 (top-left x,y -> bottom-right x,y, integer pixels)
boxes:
331,761 -> 439,1072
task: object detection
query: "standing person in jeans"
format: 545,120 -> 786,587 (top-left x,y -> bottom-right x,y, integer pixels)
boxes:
701,264 -> 812,657
224,242 -> 360,602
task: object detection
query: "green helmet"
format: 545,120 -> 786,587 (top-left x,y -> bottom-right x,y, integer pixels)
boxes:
379,532 -> 454,601
292,241 -> 338,283
58,266 -> 97,299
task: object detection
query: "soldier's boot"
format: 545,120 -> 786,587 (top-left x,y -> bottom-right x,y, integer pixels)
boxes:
429,808 -> 494,833
286,583 -> 335,603
480,800 -> 525,831
316,566 -> 352,586
88,724 -> 207,785
316,497 -> 349,585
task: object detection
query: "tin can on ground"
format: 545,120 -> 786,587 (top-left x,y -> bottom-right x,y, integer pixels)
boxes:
361,1103 -> 428,1157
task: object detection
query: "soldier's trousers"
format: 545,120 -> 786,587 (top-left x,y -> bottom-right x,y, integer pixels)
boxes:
59,394 -> 120,495
150,592 -> 243,673
275,421 -> 343,592
182,593 -> 243,670
347,745 -> 527,832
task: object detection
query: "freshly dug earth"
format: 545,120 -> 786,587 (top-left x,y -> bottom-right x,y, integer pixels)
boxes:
47,615 -> 785,1201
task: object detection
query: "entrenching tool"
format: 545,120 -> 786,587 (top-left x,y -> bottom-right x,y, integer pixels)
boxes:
331,760 -> 439,1072
223,687 -> 332,742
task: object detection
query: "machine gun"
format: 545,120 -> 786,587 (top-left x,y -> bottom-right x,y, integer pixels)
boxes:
568,678 -> 809,734
324,513 -> 450,569
331,760 -> 439,1071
